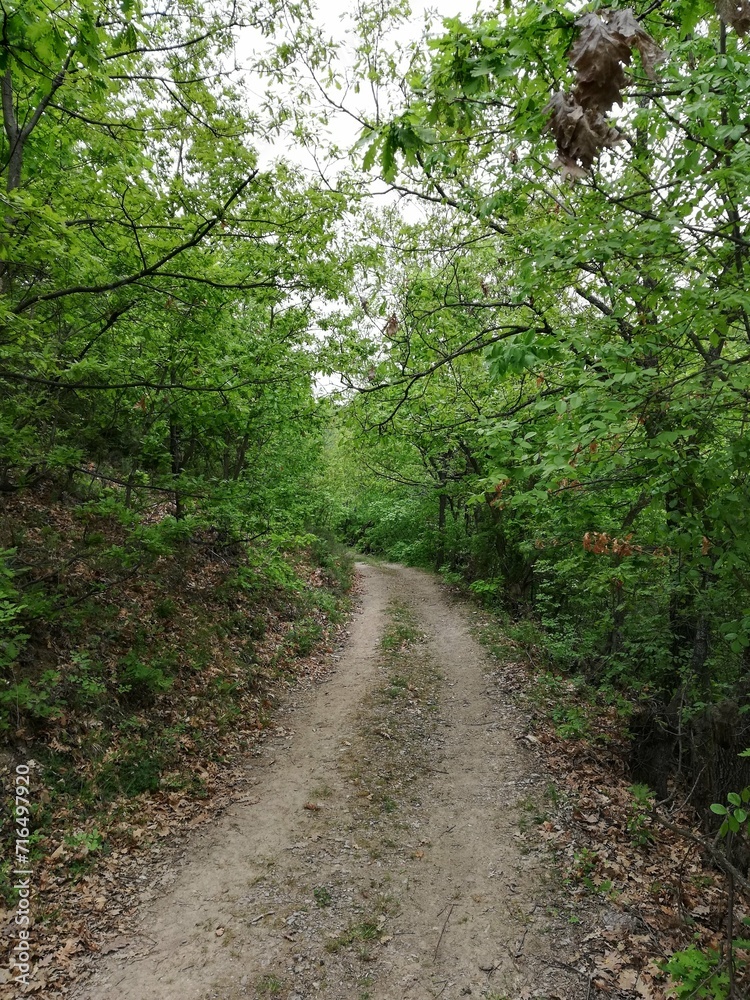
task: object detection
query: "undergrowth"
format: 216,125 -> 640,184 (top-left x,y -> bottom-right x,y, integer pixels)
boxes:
0,484 -> 353,923
467,592 -> 750,999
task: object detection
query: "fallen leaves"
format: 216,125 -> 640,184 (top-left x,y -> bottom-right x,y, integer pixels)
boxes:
484,638 -> 750,999
593,949 -> 658,997
0,489 -> 354,998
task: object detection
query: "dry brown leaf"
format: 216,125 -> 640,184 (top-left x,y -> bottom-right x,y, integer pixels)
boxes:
570,12 -> 630,112
607,8 -> 665,79
635,978 -> 656,999
618,967 -> 639,989
715,0 -> 750,35
598,949 -> 625,973
547,9 -> 663,173
545,91 -> 622,172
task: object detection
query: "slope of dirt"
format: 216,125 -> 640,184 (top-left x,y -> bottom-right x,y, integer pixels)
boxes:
70,563 -> 586,1000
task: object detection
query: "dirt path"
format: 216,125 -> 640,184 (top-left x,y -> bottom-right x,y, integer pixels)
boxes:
73,563 -> 585,1000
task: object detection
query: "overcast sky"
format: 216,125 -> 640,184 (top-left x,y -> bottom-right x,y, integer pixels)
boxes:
238,1 -> 493,392
239,0 -> 486,172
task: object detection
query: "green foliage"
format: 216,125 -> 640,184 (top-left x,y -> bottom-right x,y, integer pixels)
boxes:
661,944 -> 731,999
67,653 -> 107,709
0,549 -> 29,672
257,976 -> 283,996
116,652 -> 175,706
0,0 -> 354,743
469,579 -> 501,604
379,602 -> 419,652
0,676 -> 63,731
565,847 -> 611,896
64,829 -> 105,856
326,919 -> 382,953
318,0 -> 750,722
285,618 -> 323,657
627,785 -> 655,847
313,885 -> 333,907
98,742 -> 164,798
550,703 -> 589,741
710,787 -> 750,837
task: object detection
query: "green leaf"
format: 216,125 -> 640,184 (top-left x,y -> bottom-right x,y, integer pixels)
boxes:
362,139 -> 379,172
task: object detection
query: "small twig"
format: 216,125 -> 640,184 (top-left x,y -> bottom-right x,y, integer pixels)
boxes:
538,957 -> 589,978
250,910 -> 275,925
512,903 -> 538,958
514,923 -> 530,958
433,902 -> 456,961
651,811 -> 750,895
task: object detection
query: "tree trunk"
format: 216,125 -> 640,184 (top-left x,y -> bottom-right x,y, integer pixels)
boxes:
169,418 -> 183,520
435,492 -> 447,571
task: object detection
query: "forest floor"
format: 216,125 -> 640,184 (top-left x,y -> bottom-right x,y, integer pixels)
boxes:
66,561 -> 591,1000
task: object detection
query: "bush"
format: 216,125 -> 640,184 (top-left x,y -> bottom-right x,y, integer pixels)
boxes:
117,652 -> 174,705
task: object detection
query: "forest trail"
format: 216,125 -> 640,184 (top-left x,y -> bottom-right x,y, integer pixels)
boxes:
73,563 -> 584,1000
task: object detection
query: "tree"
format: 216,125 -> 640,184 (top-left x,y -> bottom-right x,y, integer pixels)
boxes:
332,0 -> 750,693
0,0 -> 354,730
0,0 -> 350,510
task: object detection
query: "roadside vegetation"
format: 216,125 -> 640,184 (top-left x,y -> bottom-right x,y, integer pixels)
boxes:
3,0 -> 750,994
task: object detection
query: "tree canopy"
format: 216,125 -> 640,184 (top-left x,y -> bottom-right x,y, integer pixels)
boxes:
317,0 -> 750,697
3,0 -> 750,989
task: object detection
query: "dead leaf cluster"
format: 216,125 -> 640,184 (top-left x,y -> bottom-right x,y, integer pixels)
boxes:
715,0 -> 750,35
546,9 -> 664,176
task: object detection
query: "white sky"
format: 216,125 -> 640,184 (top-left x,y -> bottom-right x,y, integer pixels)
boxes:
235,0 -> 489,394
239,0 -> 485,173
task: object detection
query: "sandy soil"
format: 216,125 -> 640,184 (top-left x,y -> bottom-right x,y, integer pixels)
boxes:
72,562 -> 587,1000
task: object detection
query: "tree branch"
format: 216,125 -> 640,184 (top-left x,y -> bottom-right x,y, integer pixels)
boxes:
13,171 -> 259,312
